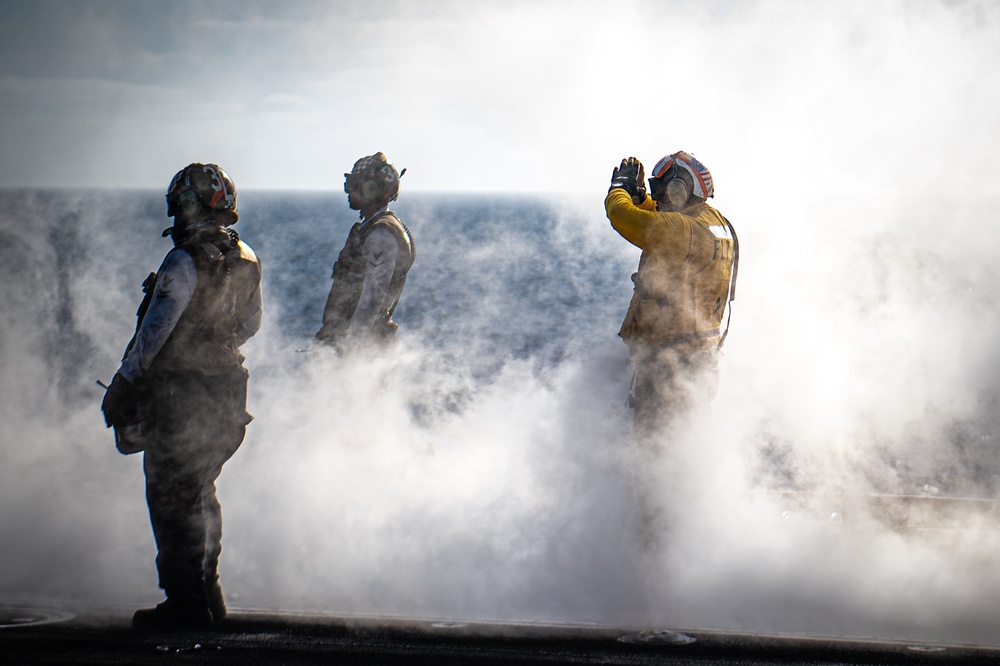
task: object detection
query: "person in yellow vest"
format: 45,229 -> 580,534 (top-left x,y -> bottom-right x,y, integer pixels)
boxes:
314,152 -> 415,352
605,152 -> 738,449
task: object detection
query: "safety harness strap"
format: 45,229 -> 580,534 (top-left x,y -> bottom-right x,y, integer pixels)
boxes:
717,216 -> 739,350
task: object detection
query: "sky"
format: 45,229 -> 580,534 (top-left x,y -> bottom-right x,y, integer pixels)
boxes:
2,0 -> 998,194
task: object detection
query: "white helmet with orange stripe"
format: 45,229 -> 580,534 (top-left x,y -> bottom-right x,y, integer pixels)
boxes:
649,151 -> 713,208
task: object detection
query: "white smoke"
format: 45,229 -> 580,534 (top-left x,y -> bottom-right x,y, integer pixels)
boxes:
2,0 -> 1000,648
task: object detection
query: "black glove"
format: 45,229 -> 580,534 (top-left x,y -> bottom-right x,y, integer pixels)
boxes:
101,372 -> 135,428
609,157 -> 647,200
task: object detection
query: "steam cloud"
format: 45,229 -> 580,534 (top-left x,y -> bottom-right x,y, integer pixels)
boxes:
3,0 -> 1000,647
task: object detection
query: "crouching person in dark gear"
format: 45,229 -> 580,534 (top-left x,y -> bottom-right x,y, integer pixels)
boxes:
101,163 -> 262,630
605,152 -> 738,542
314,152 -> 414,353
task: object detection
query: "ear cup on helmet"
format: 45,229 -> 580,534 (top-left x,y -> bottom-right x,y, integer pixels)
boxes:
178,189 -> 201,217
361,179 -> 381,205
666,179 -> 690,208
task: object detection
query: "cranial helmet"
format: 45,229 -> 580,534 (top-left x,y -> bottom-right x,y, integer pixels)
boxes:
649,151 -> 714,203
344,152 -> 404,206
166,163 -> 239,223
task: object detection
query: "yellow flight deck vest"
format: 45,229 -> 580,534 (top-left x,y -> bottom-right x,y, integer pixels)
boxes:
605,189 -> 736,348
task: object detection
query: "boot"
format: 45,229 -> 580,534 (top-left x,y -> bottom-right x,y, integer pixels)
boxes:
206,579 -> 227,621
132,598 -> 213,631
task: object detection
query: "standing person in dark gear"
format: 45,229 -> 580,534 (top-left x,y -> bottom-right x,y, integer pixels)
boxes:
605,152 -> 738,532
101,163 -> 262,630
314,152 -> 415,352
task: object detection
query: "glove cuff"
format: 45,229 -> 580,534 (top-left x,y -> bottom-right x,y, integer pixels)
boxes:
609,179 -> 637,196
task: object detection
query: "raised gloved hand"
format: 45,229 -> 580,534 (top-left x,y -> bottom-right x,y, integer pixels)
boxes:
609,157 -> 647,201
101,372 -> 135,428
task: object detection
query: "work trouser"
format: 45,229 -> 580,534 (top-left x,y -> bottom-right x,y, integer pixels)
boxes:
628,341 -> 720,545
629,340 -> 719,450
142,366 -> 250,606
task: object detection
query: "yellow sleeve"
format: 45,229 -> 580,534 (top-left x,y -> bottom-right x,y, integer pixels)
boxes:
605,189 -> 658,249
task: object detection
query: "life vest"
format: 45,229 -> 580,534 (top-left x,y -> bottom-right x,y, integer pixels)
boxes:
618,204 -> 737,349
318,211 -> 415,343
149,226 -> 261,377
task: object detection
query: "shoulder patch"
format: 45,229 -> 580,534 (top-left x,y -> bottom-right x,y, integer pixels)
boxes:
156,274 -> 174,298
